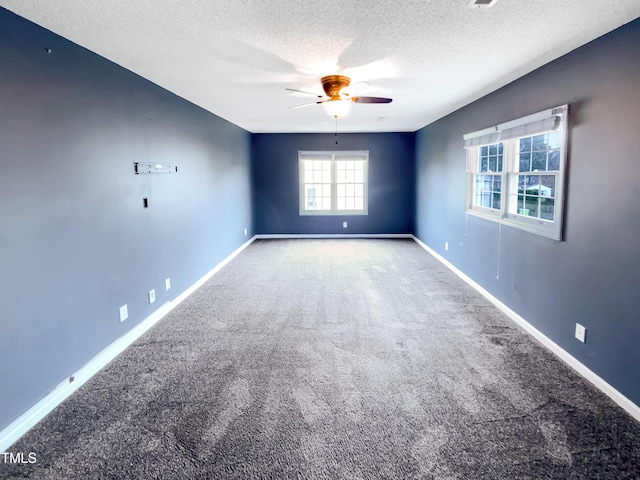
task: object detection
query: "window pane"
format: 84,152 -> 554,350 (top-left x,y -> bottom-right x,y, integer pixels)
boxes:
519,153 -> 531,172
354,170 -> 364,183
541,198 -> 555,220
354,184 -> 363,196
337,184 -> 345,196
480,146 -> 488,156
548,149 -> 560,170
497,154 -> 503,172
532,134 -> 547,151
519,137 -> 531,152
306,187 -> 316,209
346,197 -> 354,210
547,132 -> 561,148
489,156 -> 497,172
540,175 -> 555,197
512,174 -> 556,220
322,184 -> 331,197
489,144 -> 497,155
532,151 -> 546,171
525,196 -> 539,217
492,193 -> 501,209
304,170 -> 313,183
346,184 -> 355,197
480,157 -> 488,172
525,175 -> 540,192
473,173 -> 501,210
355,198 -> 364,210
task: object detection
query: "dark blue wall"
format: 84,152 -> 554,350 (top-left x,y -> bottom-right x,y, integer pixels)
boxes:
415,19 -> 640,405
252,133 -> 415,235
0,9 -> 253,431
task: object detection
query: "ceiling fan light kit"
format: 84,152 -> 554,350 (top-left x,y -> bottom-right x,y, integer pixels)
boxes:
322,99 -> 352,119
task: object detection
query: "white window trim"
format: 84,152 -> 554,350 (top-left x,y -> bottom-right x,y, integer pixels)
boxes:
464,105 -> 569,241
298,150 -> 369,216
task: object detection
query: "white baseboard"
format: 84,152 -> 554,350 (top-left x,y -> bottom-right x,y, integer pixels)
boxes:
411,235 -> 640,422
255,233 -> 413,239
4,232 -> 635,453
0,236 -> 256,452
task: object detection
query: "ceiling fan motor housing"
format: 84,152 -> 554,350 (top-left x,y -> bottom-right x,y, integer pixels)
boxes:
321,75 -> 351,99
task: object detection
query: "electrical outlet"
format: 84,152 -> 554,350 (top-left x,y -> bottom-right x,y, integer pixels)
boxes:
148,289 -> 156,304
119,304 -> 128,322
575,323 -> 586,343
165,278 -> 171,290
343,222 -> 348,228
445,241 -> 449,251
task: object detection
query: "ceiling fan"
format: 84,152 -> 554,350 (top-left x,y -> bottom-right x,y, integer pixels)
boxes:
287,75 -> 392,118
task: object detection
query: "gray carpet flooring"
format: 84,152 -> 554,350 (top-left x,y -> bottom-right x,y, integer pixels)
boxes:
2,239 -> 639,479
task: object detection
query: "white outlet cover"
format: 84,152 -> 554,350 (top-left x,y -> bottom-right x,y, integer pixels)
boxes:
445,242 -> 449,251
165,278 -> 171,290
343,222 -> 348,228
148,289 -> 156,304
119,304 -> 128,322
575,323 -> 586,343
244,228 -> 248,236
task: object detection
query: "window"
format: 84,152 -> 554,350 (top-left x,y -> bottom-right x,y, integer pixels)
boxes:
464,105 -> 568,240
299,151 -> 368,215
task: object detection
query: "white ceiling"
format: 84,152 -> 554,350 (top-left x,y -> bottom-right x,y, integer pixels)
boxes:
2,1 -> 639,133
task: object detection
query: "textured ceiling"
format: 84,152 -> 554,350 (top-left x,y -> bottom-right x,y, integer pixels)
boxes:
2,1 -> 639,133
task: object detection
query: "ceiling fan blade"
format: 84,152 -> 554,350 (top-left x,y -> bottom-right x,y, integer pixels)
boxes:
343,81 -> 372,97
288,101 -> 325,110
352,96 -> 392,104
285,88 -> 323,98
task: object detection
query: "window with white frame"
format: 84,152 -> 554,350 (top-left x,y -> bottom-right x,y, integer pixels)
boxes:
299,151 -> 369,215
464,105 -> 568,240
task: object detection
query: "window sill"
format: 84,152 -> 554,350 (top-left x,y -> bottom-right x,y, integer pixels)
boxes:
466,208 -> 562,241
300,210 -> 369,216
